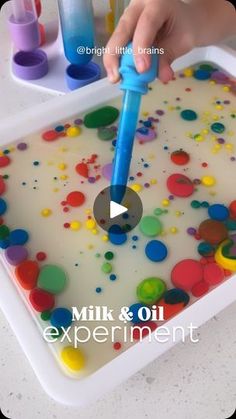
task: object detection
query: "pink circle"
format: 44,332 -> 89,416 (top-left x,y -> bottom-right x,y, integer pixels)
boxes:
167,173 -> 194,197
102,163 -> 113,180
171,259 -> 203,291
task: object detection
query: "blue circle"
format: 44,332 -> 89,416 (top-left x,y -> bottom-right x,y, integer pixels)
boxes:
95,287 -> 102,293
129,303 -> 150,323
55,125 -> 64,132
145,240 -> 168,262
66,62 -> 101,91
194,69 -> 211,80
0,238 -> 10,249
50,308 -> 72,329
208,204 -> 229,221
108,225 -> 127,246
109,274 -> 117,281
9,229 -> 29,245
0,199 -> 7,216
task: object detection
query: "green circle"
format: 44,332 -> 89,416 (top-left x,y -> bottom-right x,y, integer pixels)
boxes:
191,200 -> 201,209
198,241 -> 214,256
98,127 -> 116,141
102,262 -> 112,274
140,216 -> 162,237
225,219 -> 236,231
0,225 -> 10,240
201,201 -> 209,208
137,277 -> 167,304
154,208 -> 163,216
199,64 -> 215,72
180,109 -> 198,121
104,251 -> 114,261
211,122 -> 225,134
41,310 -> 51,321
38,265 -> 67,294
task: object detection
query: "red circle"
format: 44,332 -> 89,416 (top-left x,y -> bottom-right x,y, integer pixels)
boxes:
113,342 -> 122,351
36,251 -> 47,261
167,173 -> 194,197
229,200 -> 236,219
42,130 -> 59,142
171,150 -> 190,166
76,162 -> 89,178
0,176 -> 6,195
0,155 -> 11,168
171,259 -> 203,291
198,219 -> 228,245
29,288 -> 55,312
203,263 -> 225,285
191,281 -> 209,297
132,321 -> 157,341
66,191 -> 85,207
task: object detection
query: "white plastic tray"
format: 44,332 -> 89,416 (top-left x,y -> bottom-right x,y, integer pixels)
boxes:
0,45 -> 236,406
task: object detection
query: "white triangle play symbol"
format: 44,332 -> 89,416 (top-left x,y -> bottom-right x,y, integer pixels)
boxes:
110,201 -> 128,219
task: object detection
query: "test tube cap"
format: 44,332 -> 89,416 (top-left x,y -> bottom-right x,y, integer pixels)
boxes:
12,49 -> 48,80
66,62 -> 101,90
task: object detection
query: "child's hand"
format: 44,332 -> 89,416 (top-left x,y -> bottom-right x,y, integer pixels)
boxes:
103,0 -> 236,83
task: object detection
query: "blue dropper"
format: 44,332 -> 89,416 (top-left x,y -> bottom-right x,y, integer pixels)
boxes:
111,43 -> 158,203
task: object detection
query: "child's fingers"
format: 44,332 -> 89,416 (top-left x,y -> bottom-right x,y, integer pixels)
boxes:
132,0 -> 170,73
103,3 -> 141,83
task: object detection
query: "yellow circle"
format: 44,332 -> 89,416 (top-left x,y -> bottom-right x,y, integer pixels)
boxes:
170,227 -> 178,234
58,163 -> 67,170
131,183 -> 143,193
66,126 -> 81,137
183,68 -> 193,77
215,104 -> 223,110
86,219 -> 96,230
215,241 -> 236,271
41,208 -> 52,217
201,176 -> 216,187
70,221 -> 81,231
223,86 -> 230,92
162,199 -> 170,207
61,346 -> 85,371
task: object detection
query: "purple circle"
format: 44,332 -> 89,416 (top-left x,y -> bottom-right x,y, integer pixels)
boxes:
210,71 -> 229,84
187,227 -> 197,236
13,50 -> 48,81
155,110 -> 165,116
136,128 -> 157,143
17,142 -> 28,151
88,177 -> 96,184
230,157 -> 236,161
102,163 -> 113,180
5,245 -> 28,266
217,138 -> 225,144
74,118 -> 83,125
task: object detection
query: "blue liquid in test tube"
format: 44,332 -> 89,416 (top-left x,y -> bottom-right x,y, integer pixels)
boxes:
58,0 -> 95,66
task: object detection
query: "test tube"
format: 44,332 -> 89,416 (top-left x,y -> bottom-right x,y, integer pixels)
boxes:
6,0 -> 40,51
58,0 -> 95,66
115,0 -> 130,26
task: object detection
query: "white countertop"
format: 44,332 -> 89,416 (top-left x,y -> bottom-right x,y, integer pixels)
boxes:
0,1 -> 236,418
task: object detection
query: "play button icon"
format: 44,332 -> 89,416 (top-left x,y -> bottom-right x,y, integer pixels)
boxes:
93,185 -> 143,233
110,201 -> 128,219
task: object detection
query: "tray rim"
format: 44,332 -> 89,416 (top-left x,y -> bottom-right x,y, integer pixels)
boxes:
1,44 -> 236,406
